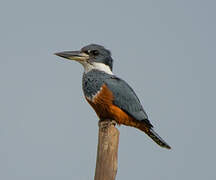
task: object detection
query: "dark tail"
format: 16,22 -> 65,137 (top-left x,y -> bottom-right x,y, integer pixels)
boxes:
147,128 -> 171,149
136,122 -> 171,149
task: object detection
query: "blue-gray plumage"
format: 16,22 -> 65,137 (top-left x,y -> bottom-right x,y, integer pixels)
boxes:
105,76 -> 150,124
82,69 -> 152,127
55,44 -> 171,149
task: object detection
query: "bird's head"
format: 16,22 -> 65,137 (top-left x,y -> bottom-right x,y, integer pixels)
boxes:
55,44 -> 113,74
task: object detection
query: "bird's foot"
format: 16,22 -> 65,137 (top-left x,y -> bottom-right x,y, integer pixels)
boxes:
99,119 -> 116,131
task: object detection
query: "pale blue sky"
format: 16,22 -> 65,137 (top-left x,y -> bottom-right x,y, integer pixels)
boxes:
0,0 -> 215,179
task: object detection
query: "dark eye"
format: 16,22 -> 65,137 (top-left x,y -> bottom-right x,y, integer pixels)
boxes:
84,50 -> 99,56
92,50 -> 99,56
84,50 -> 90,54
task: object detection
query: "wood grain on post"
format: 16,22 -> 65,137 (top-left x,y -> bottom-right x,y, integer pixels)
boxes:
94,120 -> 119,180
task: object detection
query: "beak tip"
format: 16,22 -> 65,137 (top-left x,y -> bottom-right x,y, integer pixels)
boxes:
54,52 -> 60,56
54,52 -> 66,58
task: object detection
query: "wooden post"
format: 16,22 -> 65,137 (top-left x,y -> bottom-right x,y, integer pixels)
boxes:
94,120 -> 119,180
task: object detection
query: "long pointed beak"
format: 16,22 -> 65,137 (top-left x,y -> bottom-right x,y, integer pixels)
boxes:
54,50 -> 89,61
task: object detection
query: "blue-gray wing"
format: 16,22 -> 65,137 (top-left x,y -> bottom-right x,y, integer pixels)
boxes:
105,77 -> 153,127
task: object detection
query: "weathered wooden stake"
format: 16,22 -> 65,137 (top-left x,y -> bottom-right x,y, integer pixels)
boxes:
94,120 -> 119,180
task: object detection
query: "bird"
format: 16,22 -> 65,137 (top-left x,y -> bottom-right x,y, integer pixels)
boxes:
55,44 -> 171,149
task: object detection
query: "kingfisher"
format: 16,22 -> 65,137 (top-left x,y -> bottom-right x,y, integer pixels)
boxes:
55,44 -> 171,149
